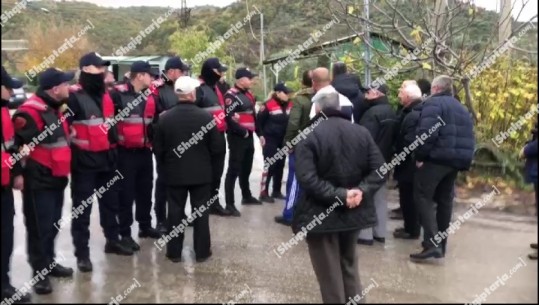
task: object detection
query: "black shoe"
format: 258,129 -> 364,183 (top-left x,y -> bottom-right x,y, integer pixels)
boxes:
226,205 -> 241,217
156,222 -> 167,234
2,285 -> 31,303
105,240 -> 134,256
196,251 -> 212,263
121,236 -> 141,252
274,215 -> 292,226
393,231 -> 420,239
139,227 -> 161,239
410,247 -> 444,261
271,193 -> 286,200
357,238 -> 374,246
531,243 -> 538,250
529,252 -> 538,260
33,276 -> 52,295
394,227 -> 406,233
259,194 -> 275,203
49,263 -> 74,278
166,255 -> 182,263
242,197 -> 262,205
209,204 -> 232,216
374,237 -> 385,243
391,207 -> 402,213
77,257 -> 93,273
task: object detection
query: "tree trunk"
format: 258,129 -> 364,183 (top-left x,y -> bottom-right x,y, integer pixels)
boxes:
462,78 -> 478,125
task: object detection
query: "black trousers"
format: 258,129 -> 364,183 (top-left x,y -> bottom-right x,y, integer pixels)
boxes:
71,170 -> 121,259
414,162 -> 458,251
22,187 -> 64,273
211,151 -> 225,207
224,133 -> 254,207
154,161 -> 167,225
118,148 -> 154,237
1,188 -> 15,289
398,181 -> 420,236
261,136 -> 285,195
166,184 -> 211,259
306,231 -> 363,303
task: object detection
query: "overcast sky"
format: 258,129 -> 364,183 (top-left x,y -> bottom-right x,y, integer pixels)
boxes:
65,0 -> 537,22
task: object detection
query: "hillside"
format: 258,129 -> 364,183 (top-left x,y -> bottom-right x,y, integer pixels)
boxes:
1,0 -> 536,73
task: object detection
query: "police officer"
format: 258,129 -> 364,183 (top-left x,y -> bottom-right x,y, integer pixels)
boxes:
223,68 -> 261,217
111,61 -> 161,252
195,58 -> 231,216
1,66 -> 31,303
67,52 -> 133,273
256,83 -> 293,203
13,68 -> 75,294
152,56 -> 190,233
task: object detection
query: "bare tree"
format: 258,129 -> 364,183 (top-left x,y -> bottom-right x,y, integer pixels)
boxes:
328,0 -> 537,123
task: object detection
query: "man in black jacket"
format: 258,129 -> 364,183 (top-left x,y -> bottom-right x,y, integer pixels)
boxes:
153,76 -> 225,263
411,75 -> 475,261
331,62 -> 366,123
152,56 -> 190,233
393,81 -> 423,240
357,84 -> 398,245
294,91 -> 385,303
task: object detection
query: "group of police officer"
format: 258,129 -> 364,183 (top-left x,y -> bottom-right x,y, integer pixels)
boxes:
1,52 -> 295,303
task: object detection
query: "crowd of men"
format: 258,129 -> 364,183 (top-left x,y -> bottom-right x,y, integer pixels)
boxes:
1,50 -> 535,304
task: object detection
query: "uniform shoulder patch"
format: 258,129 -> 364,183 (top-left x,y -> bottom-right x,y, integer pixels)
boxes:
225,98 -> 232,106
114,84 -> 128,92
259,105 -> 265,112
69,84 -> 82,93
14,116 -> 27,131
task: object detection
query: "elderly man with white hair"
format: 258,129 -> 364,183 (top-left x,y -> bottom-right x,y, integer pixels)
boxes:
294,91 -> 385,303
393,81 -> 424,240
153,76 -> 225,263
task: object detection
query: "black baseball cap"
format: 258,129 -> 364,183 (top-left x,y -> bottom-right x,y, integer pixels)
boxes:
204,58 -> 228,73
38,68 -> 75,90
164,56 -> 190,72
235,68 -> 257,80
130,61 -> 157,76
274,82 -> 293,94
79,52 -> 111,69
1,66 -> 23,89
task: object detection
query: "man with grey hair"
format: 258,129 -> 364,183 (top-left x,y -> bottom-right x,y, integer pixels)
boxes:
411,75 -> 475,262
293,90 -> 386,303
393,81 -> 424,240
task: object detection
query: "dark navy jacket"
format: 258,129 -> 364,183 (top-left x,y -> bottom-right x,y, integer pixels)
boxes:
415,91 -> 475,171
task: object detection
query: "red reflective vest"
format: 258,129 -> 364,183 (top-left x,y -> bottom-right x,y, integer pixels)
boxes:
265,98 -> 293,115
1,107 -> 14,186
229,87 -> 256,131
199,80 -> 227,132
17,96 -> 71,177
71,87 -> 116,151
114,84 -> 156,148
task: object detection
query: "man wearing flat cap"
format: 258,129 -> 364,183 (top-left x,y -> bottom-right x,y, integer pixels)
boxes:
152,55 -> 190,234
153,76 -> 224,263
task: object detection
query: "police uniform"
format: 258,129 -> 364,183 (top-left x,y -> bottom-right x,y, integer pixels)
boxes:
195,58 -> 230,216
1,66 -> 31,303
223,68 -> 261,216
151,56 -> 190,232
256,83 -> 293,202
67,53 -> 133,272
111,61 -> 161,250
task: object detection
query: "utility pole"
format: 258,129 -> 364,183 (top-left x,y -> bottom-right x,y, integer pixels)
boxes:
260,13 -> 267,98
363,0 -> 371,85
499,0 -> 512,54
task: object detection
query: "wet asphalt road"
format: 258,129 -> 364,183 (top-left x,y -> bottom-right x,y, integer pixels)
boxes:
7,136 -> 538,303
